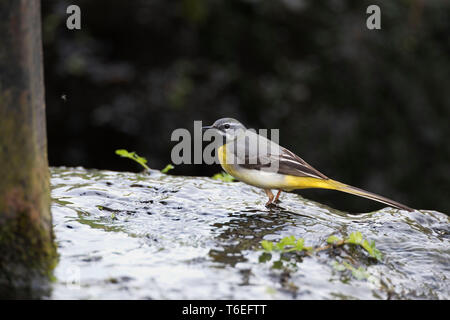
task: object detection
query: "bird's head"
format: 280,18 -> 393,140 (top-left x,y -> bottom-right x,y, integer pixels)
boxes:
202,118 -> 246,141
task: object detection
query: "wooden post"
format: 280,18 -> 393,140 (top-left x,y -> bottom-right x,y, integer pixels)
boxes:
0,0 -> 57,297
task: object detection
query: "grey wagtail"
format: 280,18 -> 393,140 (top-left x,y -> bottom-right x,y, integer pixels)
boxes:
203,118 -> 413,212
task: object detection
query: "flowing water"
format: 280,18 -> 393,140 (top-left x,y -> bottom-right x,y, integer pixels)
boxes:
48,167 -> 449,299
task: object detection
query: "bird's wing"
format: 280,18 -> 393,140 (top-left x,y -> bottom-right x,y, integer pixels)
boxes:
231,132 -> 328,180
274,146 -> 328,179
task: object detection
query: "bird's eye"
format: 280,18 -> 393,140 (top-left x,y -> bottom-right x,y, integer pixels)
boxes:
224,124 -> 230,129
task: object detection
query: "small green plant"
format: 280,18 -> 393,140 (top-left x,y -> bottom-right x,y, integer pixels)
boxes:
326,231 -> 382,261
259,232 -> 383,284
212,171 -> 235,182
161,164 -> 175,174
261,240 -> 274,252
260,236 -> 312,271
115,149 -> 150,171
115,149 -> 176,174
327,235 -> 343,244
261,236 -> 312,253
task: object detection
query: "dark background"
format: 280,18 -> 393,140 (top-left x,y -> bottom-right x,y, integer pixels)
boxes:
41,0 -> 449,213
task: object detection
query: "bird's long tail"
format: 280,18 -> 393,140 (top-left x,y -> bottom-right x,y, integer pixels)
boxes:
288,176 -> 413,211
327,179 -> 413,211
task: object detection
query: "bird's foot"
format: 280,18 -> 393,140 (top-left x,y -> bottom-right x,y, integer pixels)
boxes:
265,201 -> 278,208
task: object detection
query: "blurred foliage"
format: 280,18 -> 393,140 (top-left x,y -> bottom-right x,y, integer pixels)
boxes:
42,0 -> 449,213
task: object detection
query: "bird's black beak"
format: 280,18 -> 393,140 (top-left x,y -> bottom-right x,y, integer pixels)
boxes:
202,125 -> 213,131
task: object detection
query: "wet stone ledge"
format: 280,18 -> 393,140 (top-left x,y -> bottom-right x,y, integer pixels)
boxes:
49,167 -> 449,299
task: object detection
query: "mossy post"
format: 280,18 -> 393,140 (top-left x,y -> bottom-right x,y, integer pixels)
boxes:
0,0 -> 57,298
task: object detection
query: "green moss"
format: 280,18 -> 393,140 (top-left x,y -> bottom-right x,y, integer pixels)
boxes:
0,206 -> 58,298
0,92 -> 57,297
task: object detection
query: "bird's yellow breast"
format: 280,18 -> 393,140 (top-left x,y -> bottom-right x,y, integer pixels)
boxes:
217,144 -> 286,189
217,144 -> 237,177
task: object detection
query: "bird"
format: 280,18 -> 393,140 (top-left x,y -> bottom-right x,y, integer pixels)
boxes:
202,118 -> 413,212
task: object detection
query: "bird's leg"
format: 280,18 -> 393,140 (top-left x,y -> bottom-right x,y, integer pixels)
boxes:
274,190 -> 282,203
264,189 -> 274,207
